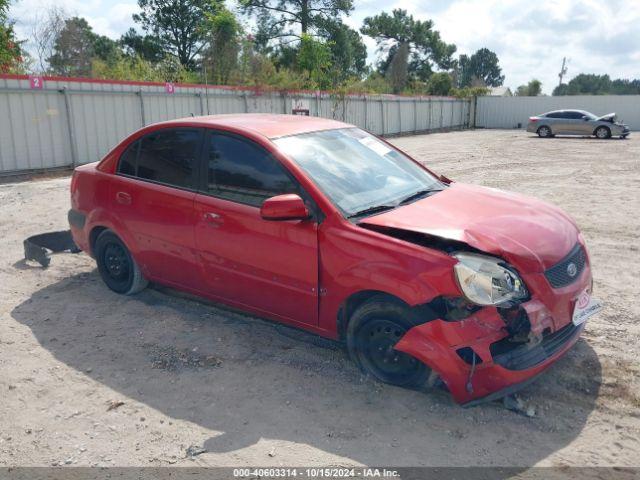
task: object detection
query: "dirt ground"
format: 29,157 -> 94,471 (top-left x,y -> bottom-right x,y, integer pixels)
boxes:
1,129 -> 639,469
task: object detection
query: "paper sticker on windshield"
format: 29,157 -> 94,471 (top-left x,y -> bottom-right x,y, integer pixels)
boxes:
359,136 -> 392,157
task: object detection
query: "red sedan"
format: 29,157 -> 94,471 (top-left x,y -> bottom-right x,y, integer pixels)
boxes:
68,114 -> 602,405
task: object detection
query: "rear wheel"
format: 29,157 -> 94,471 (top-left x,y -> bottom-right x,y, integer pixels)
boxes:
595,126 -> 611,139
346,299 -> 430,388
537,126 -> 552,138
95,230 -> 147,295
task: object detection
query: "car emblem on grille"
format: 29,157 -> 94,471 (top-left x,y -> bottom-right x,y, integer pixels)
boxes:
567,262 -> 578,277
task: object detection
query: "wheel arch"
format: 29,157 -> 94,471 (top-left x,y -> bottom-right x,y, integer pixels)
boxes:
337,289 -> 438,342
537,124 -> 552,134
89,225 -> 109,256
593,124 -> 611,136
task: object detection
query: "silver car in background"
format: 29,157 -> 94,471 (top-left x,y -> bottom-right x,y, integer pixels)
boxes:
527,110 -> 630,139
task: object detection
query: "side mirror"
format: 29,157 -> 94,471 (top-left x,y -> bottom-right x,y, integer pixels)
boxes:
582,116 -> 590,121
260,194 -> 310,221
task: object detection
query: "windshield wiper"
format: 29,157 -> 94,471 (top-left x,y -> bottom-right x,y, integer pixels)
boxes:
348,204 -> 397,219
398,188 -> 443,205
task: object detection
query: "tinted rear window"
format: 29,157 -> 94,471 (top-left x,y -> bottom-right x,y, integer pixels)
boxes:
117,128 -> 202,189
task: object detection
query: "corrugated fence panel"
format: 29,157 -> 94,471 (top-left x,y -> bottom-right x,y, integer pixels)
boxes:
0,75 -> 471,174
476,95 -> 640,130
70,92 -> 142,164
0,89 -> 70,172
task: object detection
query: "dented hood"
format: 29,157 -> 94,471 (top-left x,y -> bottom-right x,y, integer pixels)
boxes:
596,112 -> 616,122
359,183 -> 579,272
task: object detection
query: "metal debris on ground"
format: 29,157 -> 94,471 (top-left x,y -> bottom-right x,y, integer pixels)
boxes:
185,445 -> 207,457
23,230 -> 80,268
106,400 -> 125,411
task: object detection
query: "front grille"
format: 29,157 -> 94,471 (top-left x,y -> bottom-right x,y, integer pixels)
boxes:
544,244 -> 586,288
491,322 -> 581,371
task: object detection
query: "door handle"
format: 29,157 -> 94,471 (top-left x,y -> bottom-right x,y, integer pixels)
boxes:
203,212 -> 223,225
116,191 -> 132,205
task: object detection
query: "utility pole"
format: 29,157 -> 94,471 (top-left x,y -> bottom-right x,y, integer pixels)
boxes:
558,57 -> 568,87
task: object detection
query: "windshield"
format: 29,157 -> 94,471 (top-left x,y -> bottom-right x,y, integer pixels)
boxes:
274,128 -> 443,218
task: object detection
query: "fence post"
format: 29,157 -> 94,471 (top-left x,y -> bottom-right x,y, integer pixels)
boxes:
380,99 -> 385,136
282,92 -> 287,114
316,92 -> 321,117
243,92 -> 249,113
413,98 -> 418,133
398,99 -> 402,134
439,100 -> 443,129
198,91 -> 204,115
364,95 -> 368,131
473,96 -> 478,128
137,90 -> 146,126
450,99 -> 454,128
428,98 -> 432,131
60,87 -> 79,168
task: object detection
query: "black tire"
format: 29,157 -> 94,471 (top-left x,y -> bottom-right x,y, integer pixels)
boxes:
537,125 -> 552,138
346,298 -> 430,388
594,126 -> 611,139
95,230 -> 147,295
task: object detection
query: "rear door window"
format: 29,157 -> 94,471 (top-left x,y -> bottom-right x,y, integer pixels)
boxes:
118,141 -> 139,176
206,133 -> 297,206
117,128 -> 202,190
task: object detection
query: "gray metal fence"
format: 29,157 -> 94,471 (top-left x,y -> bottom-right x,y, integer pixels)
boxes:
0,75 -> 472,175
476,94 -> 640,131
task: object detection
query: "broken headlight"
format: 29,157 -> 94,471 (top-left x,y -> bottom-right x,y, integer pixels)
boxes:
453,253 -> 528,306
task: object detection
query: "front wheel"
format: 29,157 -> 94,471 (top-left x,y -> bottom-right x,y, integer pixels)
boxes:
595,126 -> 611,139
95,230 -> 148,295
346,299 -> 430,388
537,126 -> 552,138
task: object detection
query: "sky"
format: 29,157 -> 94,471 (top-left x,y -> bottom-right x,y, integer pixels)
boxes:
9,0 -> 640,94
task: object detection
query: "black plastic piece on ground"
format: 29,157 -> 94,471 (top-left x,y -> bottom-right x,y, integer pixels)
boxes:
23,230 -> 80,268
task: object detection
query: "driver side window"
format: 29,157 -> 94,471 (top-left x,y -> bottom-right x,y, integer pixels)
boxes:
207,133 -> 298,207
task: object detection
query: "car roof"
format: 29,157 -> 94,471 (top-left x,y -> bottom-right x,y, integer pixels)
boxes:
544,109 -> 590,115
152,113 -> 352,139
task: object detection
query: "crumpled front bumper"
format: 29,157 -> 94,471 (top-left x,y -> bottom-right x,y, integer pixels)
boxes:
394,260 -> 592,405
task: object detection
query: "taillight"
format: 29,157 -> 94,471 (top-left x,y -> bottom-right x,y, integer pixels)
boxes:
529,117 -> 538,122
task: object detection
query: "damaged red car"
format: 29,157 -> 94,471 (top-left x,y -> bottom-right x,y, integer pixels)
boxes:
69,114 -> 602,406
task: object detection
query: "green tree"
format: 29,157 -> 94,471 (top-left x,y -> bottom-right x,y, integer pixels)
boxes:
426,71 -> 452,96
202,7 -> 242,84
133,0 -> 222,68
610,78 -> 640,95
361,9 -> 456,93
0,0 -> 23,73
120,28 -> 165,63
92,34 -> 120,64
239,0 -> 353,42
457,47 -> 503,88
516,79 -> 542,96
318,18 -> 367,82
297,33 -> 332,88
553,73 -> 611,95
239,0 -> 368,86
48,17 -> 97,76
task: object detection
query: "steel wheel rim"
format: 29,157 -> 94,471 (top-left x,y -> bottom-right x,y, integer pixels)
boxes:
359,319 -> 420,381
103,243 -> 129,281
